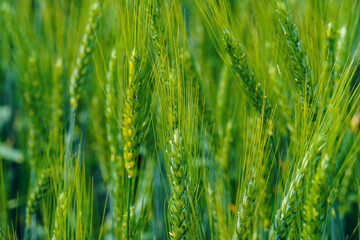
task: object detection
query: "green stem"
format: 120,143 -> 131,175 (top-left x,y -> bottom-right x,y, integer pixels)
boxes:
65,110 -> 76,169
127,177 -> 132,240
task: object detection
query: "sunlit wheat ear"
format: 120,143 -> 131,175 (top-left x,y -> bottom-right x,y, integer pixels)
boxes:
271,134 -> 325,240
272,170 -> 304,240
302,154 -> 330,239
167,129 -> 189,240
52,192 -> 67,240
69,1 -> 101,113
25,169 -> 51,228
122,49 -> 150,178
233,176 -> 256,240
276,1 -> 314,107
222,29 -> 272,120
147,0 -> 164,57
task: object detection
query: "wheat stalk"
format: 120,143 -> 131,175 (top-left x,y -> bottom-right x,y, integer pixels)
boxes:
122,206 -> 136,239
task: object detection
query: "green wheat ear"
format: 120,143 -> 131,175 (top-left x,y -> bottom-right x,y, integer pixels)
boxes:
302,154 -> 330,239
168,129 -> 189,240
147,0 -> 165,57
25,169 -> 51,228
69,1 -> 101,113
106,47 -> 125,236
25,53 -> 46,166
276,1 -> 315,107
106,48 -> 119,163
52,192 -> 68,240
222,29 -> 272,120
233,176 -> 256,240
272,169 -> 304,240
122,49 -> 150,178
271,133 -> 325,239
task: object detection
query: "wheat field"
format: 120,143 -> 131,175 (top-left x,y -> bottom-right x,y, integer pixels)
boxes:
1,0 -> 360,239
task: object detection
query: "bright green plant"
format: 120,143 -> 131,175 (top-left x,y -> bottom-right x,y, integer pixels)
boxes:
1,0 -> 360,239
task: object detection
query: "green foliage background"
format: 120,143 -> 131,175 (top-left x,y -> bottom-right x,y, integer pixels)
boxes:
1,0 -> 360,239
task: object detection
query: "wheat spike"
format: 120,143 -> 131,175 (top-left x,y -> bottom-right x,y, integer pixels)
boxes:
52,192 -> 67,240
276,1 -> 314,106
106,48 -> 119,163
69,1 -> 101,112
222,29 -> 272,119
233,177 -> 256,240
168,129 -> 189,240
25,169 -> 51,228
302,155 -> 330,239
